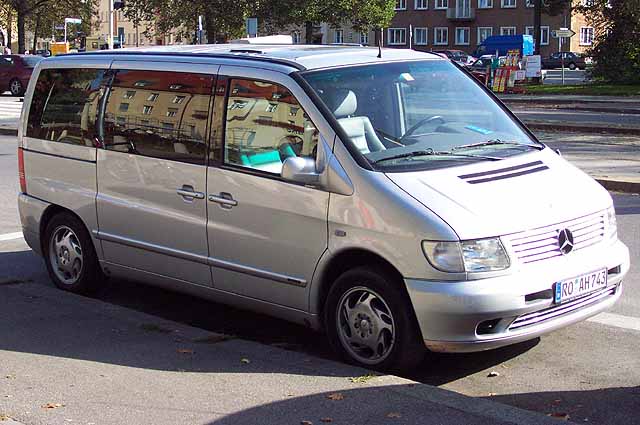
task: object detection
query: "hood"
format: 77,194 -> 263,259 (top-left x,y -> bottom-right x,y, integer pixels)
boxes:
386,148 -> 612,240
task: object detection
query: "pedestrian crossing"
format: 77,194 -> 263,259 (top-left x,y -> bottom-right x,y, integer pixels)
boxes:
0,100 -> 24,120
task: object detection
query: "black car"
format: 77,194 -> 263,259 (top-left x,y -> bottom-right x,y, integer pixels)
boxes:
542,52 -> 588,70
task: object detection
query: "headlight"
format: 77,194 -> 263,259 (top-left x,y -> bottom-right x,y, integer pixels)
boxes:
605,205 -> 617,240
422,238 -> 510,273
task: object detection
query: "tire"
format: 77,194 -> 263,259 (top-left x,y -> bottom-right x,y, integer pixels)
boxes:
9,79 -> 24,96
568,62 -> 577,70
43,212 -> 104,295
324,266 -> 426,373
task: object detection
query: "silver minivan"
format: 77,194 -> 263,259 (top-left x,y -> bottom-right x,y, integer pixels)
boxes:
18,45 -> 630,371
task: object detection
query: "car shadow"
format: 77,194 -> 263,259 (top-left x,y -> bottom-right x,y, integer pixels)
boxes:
612,193 -> 640,215
0,248 -> 536,383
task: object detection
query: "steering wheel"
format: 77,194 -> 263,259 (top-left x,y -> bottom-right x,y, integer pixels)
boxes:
400,115 -> 445,143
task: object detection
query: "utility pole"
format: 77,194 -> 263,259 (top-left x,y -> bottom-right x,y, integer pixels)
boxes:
108,0 -> 114,49
534,0 -> 542,55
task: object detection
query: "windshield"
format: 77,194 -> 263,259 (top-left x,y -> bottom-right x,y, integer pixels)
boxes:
301,60 -> 542,172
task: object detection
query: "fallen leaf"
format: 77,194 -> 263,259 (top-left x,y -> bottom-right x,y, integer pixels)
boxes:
326,393 -> 344,401
547,412 -> 570,420
387,412 -> 402,418
240,358 -> 251,364
286,393 -> 295,397
300,421 -> 313,425
177,348 -> 194,354
42,403 -> 65,409
320,418 -> 333,423
487,371 -> 500,378
349,374 -> 377,384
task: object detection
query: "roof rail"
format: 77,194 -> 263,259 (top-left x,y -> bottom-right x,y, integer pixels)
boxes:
58,50 -> 307,71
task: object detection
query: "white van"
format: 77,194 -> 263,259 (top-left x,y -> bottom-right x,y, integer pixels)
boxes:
18,45 -> 629,371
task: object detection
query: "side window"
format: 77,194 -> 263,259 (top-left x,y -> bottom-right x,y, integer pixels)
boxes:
223,79 -> 318,175
26,68 -> 106,146
103,70 -> 214,165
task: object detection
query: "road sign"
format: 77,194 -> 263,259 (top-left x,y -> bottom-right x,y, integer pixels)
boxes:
552,28 -> 576,38
246,18 -> 258,37
64,18 -> 82,24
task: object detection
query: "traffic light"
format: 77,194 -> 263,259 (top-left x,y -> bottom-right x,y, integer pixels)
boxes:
113,0 -> 125,10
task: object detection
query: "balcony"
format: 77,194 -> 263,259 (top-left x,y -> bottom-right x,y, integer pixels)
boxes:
446,7 -> 475,20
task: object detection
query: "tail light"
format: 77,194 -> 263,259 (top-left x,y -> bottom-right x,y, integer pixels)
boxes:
18,147 -> 26,193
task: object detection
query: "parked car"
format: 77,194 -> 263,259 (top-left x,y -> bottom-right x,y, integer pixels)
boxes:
0,54 -> 43,96
542,52 -> 588,70
35,49 -> 51,57
433,49 -> 475,66
18,45 -> 629,371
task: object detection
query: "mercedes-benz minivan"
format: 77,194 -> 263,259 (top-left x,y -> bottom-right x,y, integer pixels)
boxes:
17,45 -> 630,371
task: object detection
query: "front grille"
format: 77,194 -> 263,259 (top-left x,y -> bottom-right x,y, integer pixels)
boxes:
505,211 -> 605,264
508,286 -> 616,331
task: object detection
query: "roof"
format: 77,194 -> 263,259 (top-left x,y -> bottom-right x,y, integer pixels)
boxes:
67,44 -> 443,72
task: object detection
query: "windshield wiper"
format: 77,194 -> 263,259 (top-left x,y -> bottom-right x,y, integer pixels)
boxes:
373,127 -> 404,146
373,148 -> 502,164
453,139 -> 543,151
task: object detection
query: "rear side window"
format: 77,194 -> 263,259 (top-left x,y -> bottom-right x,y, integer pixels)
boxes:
27,68 -> 107,146
103,70 -> 214,165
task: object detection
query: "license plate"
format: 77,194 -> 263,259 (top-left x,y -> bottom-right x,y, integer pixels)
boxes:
554,269 -> 608,304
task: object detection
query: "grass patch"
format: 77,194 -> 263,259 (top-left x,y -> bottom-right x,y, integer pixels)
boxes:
524,84 -> 640,96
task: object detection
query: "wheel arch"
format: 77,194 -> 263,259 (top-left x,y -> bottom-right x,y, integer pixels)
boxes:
39,204 -> 100,259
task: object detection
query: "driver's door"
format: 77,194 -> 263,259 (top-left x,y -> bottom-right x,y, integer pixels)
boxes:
205,68 -> 329,311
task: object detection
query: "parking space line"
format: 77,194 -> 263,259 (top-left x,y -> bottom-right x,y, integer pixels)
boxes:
588,312 -> 640,332
0,232 -> 23,241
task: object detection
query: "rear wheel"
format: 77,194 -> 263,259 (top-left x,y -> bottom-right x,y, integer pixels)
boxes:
44,212 -> 103,295
568,62 -> 577,70
325,266 -> 425,372
9,79 -> 24,96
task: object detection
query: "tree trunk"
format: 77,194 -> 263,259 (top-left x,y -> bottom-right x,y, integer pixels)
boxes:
32,15 -> 39,52
534,0 -> 542,55
17,8 -> 25,53
304,21 -> 313,44
204,15 -> 215,44
6,10 -> 12,50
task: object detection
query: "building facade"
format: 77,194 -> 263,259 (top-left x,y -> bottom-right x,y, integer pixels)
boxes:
385,0 -> 573,56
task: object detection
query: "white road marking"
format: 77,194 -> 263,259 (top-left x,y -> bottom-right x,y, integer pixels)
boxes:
588,312 -> 640,332
0,232 -> 23,241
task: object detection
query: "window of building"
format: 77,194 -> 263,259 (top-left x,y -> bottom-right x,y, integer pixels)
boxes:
119,103 -> 129,112
266,103 -> 278,112
478,0 -> 493,8
123,90 -> 136,99
224,79 -> 318,175
147,93 -> 159,102
525,26 -> 550,45
395,0 -> 407,9
435,0 -> 448,8
388,28 -> 407,45
414,27 -> 428,45
455,27 -> 470,45
334,29 -> 344,44
415,0 -> 428,9
477,27 -> 493,44
580,27 -> 594,45
360,32 -> 369,45
500,26 -> 517,35
103,70 -> 214,165
525,0 -> 534,6
434,27 -> 449,45
26,68 -> 107,146
501,0 -> 516,7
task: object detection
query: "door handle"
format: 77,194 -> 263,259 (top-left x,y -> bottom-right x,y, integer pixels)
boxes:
177,186 -> 205,200
208,192 -> 238,209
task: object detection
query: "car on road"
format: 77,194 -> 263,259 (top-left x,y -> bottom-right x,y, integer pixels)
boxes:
433,49 -> 475,66
0,54 -> 43,96
542,52 -> 588,70
17,45 -> 630,372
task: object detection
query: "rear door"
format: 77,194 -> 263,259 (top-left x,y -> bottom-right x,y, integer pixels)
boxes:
95,61 -> 218,286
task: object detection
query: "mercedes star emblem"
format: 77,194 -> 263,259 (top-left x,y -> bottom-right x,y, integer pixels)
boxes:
558,228 -> 574,255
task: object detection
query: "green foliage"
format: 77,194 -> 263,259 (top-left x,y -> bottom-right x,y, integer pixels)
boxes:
577,0 -> 640,84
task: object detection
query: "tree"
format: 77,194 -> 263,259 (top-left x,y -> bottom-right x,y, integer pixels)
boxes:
532,0 -> 571,55
576,0 -> 640,83
0,0 -> 97,53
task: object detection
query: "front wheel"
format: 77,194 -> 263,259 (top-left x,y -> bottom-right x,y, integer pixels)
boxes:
325,266 -> 425,372
9,79 -> 24,96
568,62 -> 577,70
44,212 -> 104,295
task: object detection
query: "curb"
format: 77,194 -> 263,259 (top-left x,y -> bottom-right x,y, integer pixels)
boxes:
597,179 -> 640,194
525,121 -> 640,135
0,128 -> 17,136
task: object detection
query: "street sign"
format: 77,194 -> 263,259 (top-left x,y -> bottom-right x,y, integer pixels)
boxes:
54,25 -> 65,30
552,28 -> 576,38
64,18 -> 82,24
246,18 -> 258,37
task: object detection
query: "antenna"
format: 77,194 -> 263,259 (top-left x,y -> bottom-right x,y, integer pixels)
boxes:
377,28 -> 383,58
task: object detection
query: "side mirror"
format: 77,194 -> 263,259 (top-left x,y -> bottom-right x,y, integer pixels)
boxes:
281,156 -> 320,185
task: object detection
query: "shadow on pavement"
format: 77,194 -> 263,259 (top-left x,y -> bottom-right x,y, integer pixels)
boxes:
613,193 -> 640,215
486,386 -> 640,425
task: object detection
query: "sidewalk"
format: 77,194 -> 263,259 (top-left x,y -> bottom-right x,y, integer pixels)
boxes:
0,247 -> 560,425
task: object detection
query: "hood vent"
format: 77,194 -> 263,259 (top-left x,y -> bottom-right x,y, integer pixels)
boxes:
459,160 -> 549,184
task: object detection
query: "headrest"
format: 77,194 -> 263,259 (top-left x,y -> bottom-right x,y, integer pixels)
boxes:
329,89 -> 357,118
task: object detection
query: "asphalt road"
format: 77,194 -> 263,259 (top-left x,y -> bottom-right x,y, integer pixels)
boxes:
1,135 -> 639,424
543,69 -> 587,85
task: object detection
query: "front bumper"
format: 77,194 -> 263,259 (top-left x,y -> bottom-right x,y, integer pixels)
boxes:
406,239 -> 630,353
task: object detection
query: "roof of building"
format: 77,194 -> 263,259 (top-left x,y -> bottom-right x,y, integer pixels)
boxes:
68,44 -> 442,71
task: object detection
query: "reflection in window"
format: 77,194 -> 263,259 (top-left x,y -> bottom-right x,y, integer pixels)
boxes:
26,68 -> 107,146
103,70 -> 214,165
119,103 -> 129,112
224,79 -> 318,175
123,90 -> 136,99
